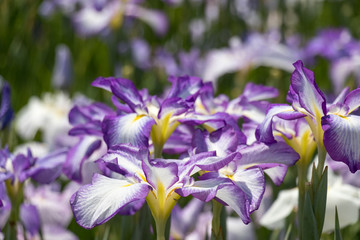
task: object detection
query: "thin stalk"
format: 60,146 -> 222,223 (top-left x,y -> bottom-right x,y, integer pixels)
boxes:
211,200 -> 224,240
297,162 -> 307,240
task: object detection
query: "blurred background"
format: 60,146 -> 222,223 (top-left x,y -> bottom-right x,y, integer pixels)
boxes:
3,0 -> 360,112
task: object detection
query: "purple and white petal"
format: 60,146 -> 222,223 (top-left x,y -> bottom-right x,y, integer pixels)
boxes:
289,60 -> 327,117
167,76 -> 204,102
102,113 -> 155,148
70,174 -> 150,229
215,184 -> 251,224
231,168 -> 265,212
237,142 -> 300,168
63,136 -> 103,182
322,114 -> 360,173
344,88 -> 360,114
93,77 -> 144,111
176,176 -> 232,202
256,104 -> 305,144
142,158 -> 179,192
99,144 -> 147,178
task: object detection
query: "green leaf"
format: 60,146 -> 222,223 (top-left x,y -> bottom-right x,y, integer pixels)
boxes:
314,167 -> 328,236
334,206 -> 343,240
302,190 -> 319,240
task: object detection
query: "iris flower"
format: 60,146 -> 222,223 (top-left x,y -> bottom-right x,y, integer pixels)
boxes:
70,144 -> 234,239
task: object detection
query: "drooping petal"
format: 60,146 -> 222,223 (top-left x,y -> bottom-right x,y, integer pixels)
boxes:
289,60 -> 327,117
215,184 -> 251,224
70,174 -> 150,229
102,113 -> 155,148
231,167 -> 265,212
322,114 -> 360,173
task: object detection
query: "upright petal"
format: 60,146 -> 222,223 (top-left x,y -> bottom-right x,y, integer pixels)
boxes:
70,174 -> 150,229
242,83 -> 279,102
344,88 -> 360,114
289,60 -> 327,117
322,114 -> 360,173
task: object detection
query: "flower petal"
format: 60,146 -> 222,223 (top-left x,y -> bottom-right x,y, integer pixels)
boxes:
63,136 -> 103,182
256,104 -> 305,144
70,174 -> 150,229
102,113 -> 155,148
322,114 -> 360,173
344,88 -> 360,114
232,168 -> 265,212
289,60 -> 327,117
215,184 -> 251,224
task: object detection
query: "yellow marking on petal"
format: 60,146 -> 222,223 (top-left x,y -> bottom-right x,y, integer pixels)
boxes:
132,114 -> 146,122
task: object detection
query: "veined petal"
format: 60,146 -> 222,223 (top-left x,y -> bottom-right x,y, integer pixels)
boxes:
322,114 -> 360,173
167,76 -> 204,102
215,184 -> 251,224
142,158 -> 179,193
193,126 -> 238,157
256,104 -> 305,144
158,98 -> 190,119
176,176 -> 232,202
344,88 -> 360,114
231,168 -> 265,212
93,77 -> 144,111
70,174 -> 150,229
99,144 -> 147,179
102,113 -> 155,148
289,60 -> 327,117
237,142 -> 300,167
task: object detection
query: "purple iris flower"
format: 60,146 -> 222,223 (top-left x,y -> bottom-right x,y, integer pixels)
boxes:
0,79 -> 13,130
177,125 -> 299,224
258,60 -> 360,173
70,144 -> 232,229
92,76 -> 207,156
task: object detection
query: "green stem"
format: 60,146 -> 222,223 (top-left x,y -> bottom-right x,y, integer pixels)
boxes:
316,142 -> 326,177
211,200 -> 225,240
297,162 -> 308,240
155,218 -> 166,240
